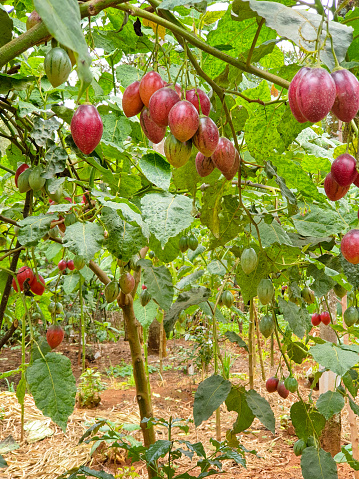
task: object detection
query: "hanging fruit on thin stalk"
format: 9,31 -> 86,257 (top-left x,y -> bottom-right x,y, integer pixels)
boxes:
29,274 -> 46,295
149,87 -> 180,127
266,376 -> 279,393
288,67 -> 311,123
331,153 -> 358,187
211,137 -> 236,177
193,117 -> 219,157
179,236 -> 189,253
164,134 -> 192,168
195,152 -> 215,177
17,168 -> 32,193
188,235 -> 198,251
241,248 -> 258,275
320,311 -> 331,325
140,107 -> 167,144
71,104 -> 103,154
140,288 -> 151,306
12,266 -> 34,292
221,290 -> 234,308
344,306 -> 358,327
324,172 -> 349,201
341,229 -> 359,264
331,68 -> 359,122
223,149 -> 239,181
259,314 -> 275,338
311,313 -> 321,326
104,281 -> 120,303
139,71 -> 164,107
44,47 -> 72,88
46,324 -> 64,349
14,164 -> 29,187
119,272 -> 135,294
186,88 -> 211,116
257,279 -> 274,305
168,100 -> 199,142
122,81 -> 144,117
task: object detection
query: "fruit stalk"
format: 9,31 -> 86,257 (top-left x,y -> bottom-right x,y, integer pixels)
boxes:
253,305 -> 266,381
248,299 -> 255,389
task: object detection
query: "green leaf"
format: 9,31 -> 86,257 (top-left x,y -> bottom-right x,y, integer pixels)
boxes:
163,286 -> 211,336
245,389 -> 275,434
18,214 -> 53,247
16,374 -> 26,405
141,193 -> 193,247
343,369 -> 359,398
253,219 -> 293,247
133,299 -> 158,330
301,447 -> 338,479
149,233 -> 180,263
0,454 -> 7,468
310,343 -> 359,376
43,143 -> 67,179
62,273 -> 80,294
138,259 -> 174,312
0,8 -> 13,48
340,253 -> 359,289
145,440 -> 172,464
293,205 -> 349,237
207,259 -> 227,276
187,244 -> 206,263
316,391 -> 345,420
176,270 -> 204,290
31,117 -> 60,147
349,397 -> 359,416
116,64 -> 143,88
159,0 -> 207,11
307,264 -> 336,298
278,297 -> 311,339
101,112 -> 132,148
290,401 -> 326,441
225,386 -> 254,433
26,352 -> 76,432
224,331 -> 248,352
63,222 -> 104,262
139,153 -> 171,191
287,341 -> 308,364
193,375 -> 232,427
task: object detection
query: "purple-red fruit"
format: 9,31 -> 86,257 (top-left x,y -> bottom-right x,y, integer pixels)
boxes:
341,229 -> 359,264
15,164 -> 30,188
67,260 -> 75,271
277,381 -> 290,399
58,259 -> 67,271
195,152 -> 215,177
324,172 -> 349,201
46,324 -> 64,349
266,377 -> 279,393
12,266 -> 34,292
168,100 -> 199,142
71,104 -> 103,154
223,149 -> 239,181
331,153 -> 358,187
149,87 -> 180,127
288,67 -> 310,123
311,313 -> 321,326
193,117 -> 219,157
140,108 -> 166,144
122,81 -> 144,117
331,69 -> 359,123
29,274 -> 45,295
296,67 -> 336,123
164,134 -> 192,168
320,311 -> 331,326
119,272 -> 135,294
186,88 -> 211,116
211,137 -> 236,176
139,71 -> 164,107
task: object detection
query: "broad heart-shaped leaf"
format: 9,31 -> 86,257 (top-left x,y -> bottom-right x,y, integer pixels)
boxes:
31,116 -> 60,147
149,233 -> 181,263
139,153 -> 171,191
235,250 -> 272,304
278,297 -> 311,339
26,352 -> 76,432
101,207 -> 147,262
292,205 -> 349,238
33,0 -> 89,60
225,386 -> 254,433
116,64 -> 143,88
163,286 -> 211,336
159,0 -> 207,12
18,214 -> 53,247
145,440 -> 172,464
290,401 -> 326,441
63,222 -> 104,262
141,193 -> 193,247
176,270 -> 204,290
62,273 -> 80,294
224,331 -> 249,352
0,8 -> 13,48
133,299 -> 158,330
316,391 -> 345,420
307,263 -> 336,298
251,218 -> 293,247
340,253 -> 359,289
310,342 -> 359,376
245,389 -> 275,434
43,142 -> 67,179
193,375 -> 231,427
232,0 -> 352,70
138,259 -> 174,312
301,447 -> 338,479
343,369 -> 359,398
0,454 -> 7,468
207,259 -> 227,276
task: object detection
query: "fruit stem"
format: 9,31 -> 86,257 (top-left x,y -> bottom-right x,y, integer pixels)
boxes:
351,119 -> 359,136
246,18 -> 265,68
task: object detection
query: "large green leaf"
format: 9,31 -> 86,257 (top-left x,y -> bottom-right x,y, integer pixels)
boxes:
245,389 -> 275,434
193,375 -> 231,427
133,298 -> 158,330
138,259 -> 174,312
293,205 -> 350,237
176,270 -> 204,290
18,214 -> 53,247
225,386 -> 254,433
63,222 -> 104,261
301,447 -> 338,479
0,8 -> 13,48
62,273 -> 80,294
26,352 -> 76,432
310,343 -> 359,376
224,331 -> 248,352
290,401 -> 326,441
278,297 -> 311,339
316,391 -> 345,420
149,233 -> 180,263
159,0 -> 207,12
139,153 -> 171,191
141,193 -> 193,247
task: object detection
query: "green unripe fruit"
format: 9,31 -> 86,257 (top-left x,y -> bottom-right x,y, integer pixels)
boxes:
293,439 -> 306,457
301,287 -> 315,304
188,235 -> 198,251
259,314 -> 275,338
119,272 -> 135,294
241,248 -> 258,275
28,167 -> 45,191
48,302 -> 56,314
104,281 -> 120,303
306,436 -> 317,448
45,180 -> 63,202
257,279 -> 274,305
140,288 -> 151,306
18,168 -> 32,193
344,306 -> 358,327
55,302 -> 63,314
64,212 -> 76,226
221,290 -> 234,308
216,292 -> 224,307
44,47 -> 72,88
284,376 -> 298,393
149,251 -> 155,259
73,255 -> 86,270
129,255 -> 141,272
333,283 -> 347,298
179,236 -> 189,253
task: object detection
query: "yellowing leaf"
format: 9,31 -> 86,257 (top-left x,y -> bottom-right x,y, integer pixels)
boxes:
142,18 -> 166,40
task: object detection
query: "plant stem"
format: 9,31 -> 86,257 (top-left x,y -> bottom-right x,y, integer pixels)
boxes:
248,299 -> 255,388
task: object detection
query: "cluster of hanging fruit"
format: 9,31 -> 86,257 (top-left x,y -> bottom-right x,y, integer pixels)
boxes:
266,376 -> 298,398
123,71 -> 239,180
179,234 -> 199,253
12,266 -> 45,295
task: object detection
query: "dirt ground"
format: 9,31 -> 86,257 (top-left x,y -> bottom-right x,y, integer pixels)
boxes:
0,336 -> 356,479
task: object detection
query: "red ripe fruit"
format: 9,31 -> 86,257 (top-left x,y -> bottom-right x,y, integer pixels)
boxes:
46,324 -> 64,349
211,137 -> 236,176
122,81 -> 144,117
139,71 -> 164,107
149,87 -> 180,127
320,311 -> 331,325
142,284 -> 147,290
12,266 -> 34,292
277,381 -> 290,399
296,67 -> 336,123
288,67 -> 310,123
165,82 -> 181,98
29,274 -> 45,295
71,104 -> 103,154
193,117 -> 219,157
266,377 -> 279,393
168,100 -> 199,142
331,153 -> 357,187
67,260 -> 75,271
324,172 -> 349,201
331,69 -> 359,123
341,229 -> 359,264
15,164 -> 30,188
311,313 -> 321,326
224,149 -> 240,181
58,259 -> 67,271
140,108 -> 166,144
186,88 -> 211,116
195,152 -> 215,177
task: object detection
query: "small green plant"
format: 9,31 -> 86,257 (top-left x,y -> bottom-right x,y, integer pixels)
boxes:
115,465 -> 139,478
221,351 -> 236,380
107,361 -> 158,378
77,368 -> 105,408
